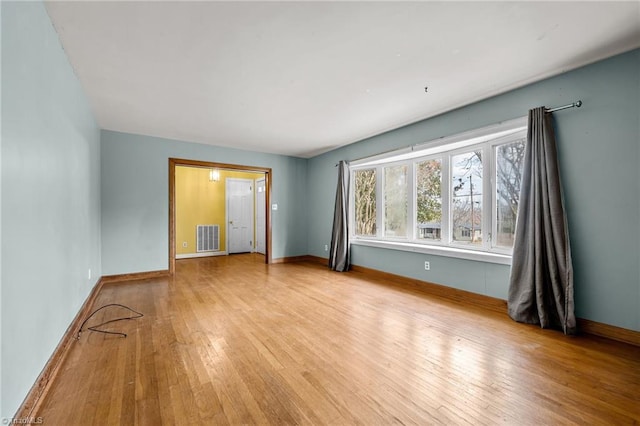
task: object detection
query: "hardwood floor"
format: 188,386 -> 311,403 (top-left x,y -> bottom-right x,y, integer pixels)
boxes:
36,254 -> 640,425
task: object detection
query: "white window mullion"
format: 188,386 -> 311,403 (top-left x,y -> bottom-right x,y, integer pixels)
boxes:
376,165 -> 384,238
482,144 -> 492,251
408,162 -> 416,241
349,169 -> 355,238
490,144 -> 498,250
441,155 -> 451,244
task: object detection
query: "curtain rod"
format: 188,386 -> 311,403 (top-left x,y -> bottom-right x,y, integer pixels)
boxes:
546,100 -> 582,113
336,100 -> 583,166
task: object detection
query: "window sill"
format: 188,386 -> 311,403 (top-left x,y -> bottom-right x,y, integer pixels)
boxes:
350,238 -> 512,265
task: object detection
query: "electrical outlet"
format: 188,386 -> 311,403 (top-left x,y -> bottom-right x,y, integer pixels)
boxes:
182,241 -> 188,248
324,245 -> 328,251
424,261 -> 430,271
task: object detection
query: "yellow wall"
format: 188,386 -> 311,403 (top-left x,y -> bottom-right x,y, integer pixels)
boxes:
175,166 -> 263,255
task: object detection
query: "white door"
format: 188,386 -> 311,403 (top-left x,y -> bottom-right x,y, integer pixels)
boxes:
255,177 -> 266,255
227,178 -> 254,254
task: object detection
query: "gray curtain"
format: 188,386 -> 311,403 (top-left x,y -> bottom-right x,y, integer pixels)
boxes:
329,161 -> 350,271
508,107 -> 576,335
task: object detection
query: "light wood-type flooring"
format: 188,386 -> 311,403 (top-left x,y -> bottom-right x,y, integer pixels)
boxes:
36,254 -> 640,425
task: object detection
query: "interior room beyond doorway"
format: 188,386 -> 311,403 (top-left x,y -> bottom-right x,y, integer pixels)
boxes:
174,164 -> 267,262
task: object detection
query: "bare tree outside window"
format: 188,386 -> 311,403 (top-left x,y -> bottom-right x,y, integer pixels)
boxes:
496,139 -> 525,247
452,151 -> 483,245
354,169 -> 376,236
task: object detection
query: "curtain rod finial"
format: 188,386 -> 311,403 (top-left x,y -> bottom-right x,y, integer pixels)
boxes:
575,100 -> 582,108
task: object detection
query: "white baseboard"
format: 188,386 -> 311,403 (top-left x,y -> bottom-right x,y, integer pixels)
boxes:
176,251 -> 228,259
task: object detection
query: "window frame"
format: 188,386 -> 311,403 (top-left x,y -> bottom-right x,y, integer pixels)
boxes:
349,117 -> 527,265
352,167 -> 378,238
413,155 -> 445,244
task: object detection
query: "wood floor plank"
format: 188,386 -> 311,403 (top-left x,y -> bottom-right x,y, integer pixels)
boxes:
34,254 -> 640,425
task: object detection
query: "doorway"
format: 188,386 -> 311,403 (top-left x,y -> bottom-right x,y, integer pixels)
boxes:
169,158 -> 272,274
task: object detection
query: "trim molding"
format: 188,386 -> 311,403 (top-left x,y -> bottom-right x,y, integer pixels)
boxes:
303,255 -> 329,265
271,255 -> 312,264
272,255 -> 329,265
101,269 -> 170,285
348,263 -> 639,346
15,277 -> 106,420
577,318 -> 640,347
351,239 -> 512,265
349,264 -> 507,314
176,251 -> 228,259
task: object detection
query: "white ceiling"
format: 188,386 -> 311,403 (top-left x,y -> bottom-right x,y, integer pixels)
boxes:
45,1 -> 640,158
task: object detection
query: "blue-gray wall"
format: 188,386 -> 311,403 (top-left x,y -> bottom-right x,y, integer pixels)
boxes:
100,131 -> 308,274
307,49 -> 640,332
1,2 -> 102,418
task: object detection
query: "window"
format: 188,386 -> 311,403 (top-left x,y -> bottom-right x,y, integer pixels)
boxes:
451,150 -> 483,246
350,118 -> 527,261
354,168 -> 376,236
495,138 -> 526,248
384,165 -> 408,238
416,159 -> 442,241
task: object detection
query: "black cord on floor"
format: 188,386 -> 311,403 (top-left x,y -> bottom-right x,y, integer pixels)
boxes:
75,303 -> 144,339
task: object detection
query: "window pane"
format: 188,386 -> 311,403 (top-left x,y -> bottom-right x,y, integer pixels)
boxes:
354,169 -> 377,236
495,139 -> 526,248
416,159 -> 442,241
452,151 -> 483,245
384,165 -> 408,237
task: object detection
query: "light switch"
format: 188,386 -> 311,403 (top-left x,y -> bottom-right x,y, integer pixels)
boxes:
272,203 -> 278,210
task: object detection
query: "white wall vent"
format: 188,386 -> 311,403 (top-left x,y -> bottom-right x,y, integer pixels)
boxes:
197,225 -> 219,252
